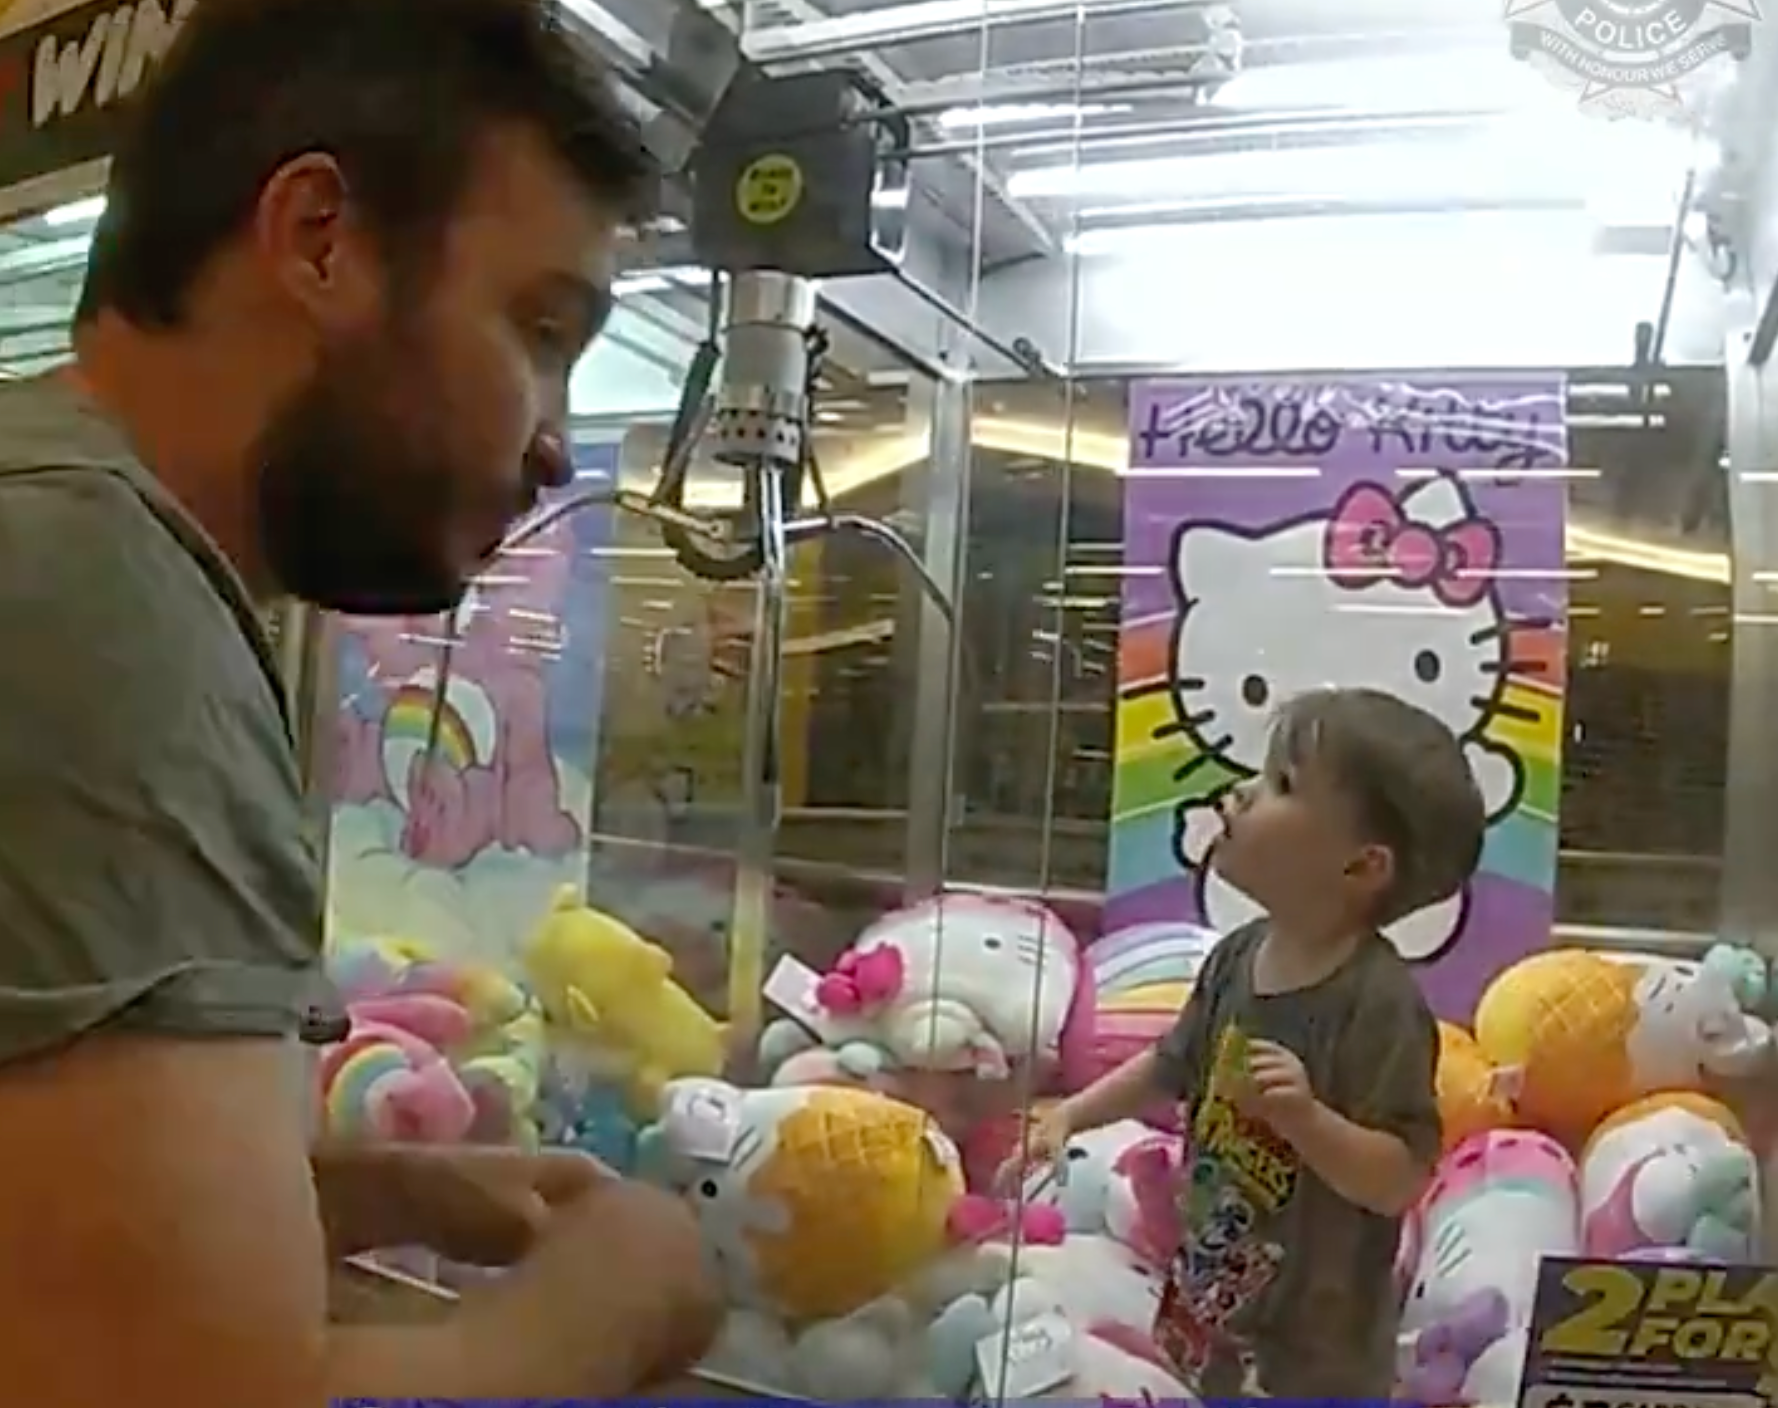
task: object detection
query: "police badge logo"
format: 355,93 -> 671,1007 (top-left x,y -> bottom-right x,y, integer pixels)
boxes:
1503,0 -> 1762,116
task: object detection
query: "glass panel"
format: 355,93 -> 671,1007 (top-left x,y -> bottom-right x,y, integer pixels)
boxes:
249,6 -> 1740,1399
951,372 -> 1732,938
699,6 -> 1736,1406
315,251 -> 943,1353
0,192 -> 92,375
1559,370 -> 1729,934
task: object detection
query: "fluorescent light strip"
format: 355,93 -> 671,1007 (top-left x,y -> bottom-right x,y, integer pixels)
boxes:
936,101 -> 1131,130
727,415 -> 1725,586
1012,116 -> 1700,222
612,264 -> 707,298
44,195 -> 105,227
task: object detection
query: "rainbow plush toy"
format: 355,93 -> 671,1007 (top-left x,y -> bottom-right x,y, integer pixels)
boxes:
320,1006 -> 477,1142
322,938 -> 546,1146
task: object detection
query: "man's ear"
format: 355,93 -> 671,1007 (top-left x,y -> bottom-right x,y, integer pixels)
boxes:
252,151 -> 382,331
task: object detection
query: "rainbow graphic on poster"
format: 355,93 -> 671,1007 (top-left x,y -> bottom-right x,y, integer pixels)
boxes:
1106,377 -> 1569,1020
326,439 -> 619,961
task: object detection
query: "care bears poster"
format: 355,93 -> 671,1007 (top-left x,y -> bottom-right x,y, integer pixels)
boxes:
325,439 -> 618,965
1106,377 -> 1570,1020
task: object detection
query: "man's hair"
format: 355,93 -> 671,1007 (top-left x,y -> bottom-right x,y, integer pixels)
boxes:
1266,686 -> 1486,926
76,0 -> 656,327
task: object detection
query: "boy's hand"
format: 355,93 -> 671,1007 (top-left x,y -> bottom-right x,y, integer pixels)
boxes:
1237,1039 -> 1318,1137
992,1102 -> 1072,1194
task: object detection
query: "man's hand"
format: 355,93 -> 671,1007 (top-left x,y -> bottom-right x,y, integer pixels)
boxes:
452,1173 -> 725,1395
314,1143 -> 605,1265
1235,1039 -> 1318,1138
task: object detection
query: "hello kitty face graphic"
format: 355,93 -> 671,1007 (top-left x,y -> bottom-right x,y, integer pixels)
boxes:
1162,471 -> 1526,962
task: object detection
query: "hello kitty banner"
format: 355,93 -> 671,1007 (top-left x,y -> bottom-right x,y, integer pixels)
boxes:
1107,376 -> 1570,1020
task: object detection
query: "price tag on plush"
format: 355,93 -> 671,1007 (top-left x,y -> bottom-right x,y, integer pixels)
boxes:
975,1309 -> 1076,1399
763,954 -> 838,1035
660,1077 -> 742,1162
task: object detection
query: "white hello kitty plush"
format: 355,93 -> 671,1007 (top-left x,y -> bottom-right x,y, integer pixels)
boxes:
782,893 -> 1092,1081
1164,470 -> 1525,964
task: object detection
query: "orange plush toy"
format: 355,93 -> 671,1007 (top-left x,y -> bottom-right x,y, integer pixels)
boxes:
1434,1021 -> 1513,1153
1473,949 -> 1639,1148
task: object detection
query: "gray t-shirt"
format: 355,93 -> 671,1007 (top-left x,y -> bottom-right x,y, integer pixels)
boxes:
0,375 -> 324,1061
1153,922 -> 1440,1398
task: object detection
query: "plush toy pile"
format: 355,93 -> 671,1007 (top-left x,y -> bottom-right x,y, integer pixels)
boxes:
637,1074 -> 1194,1401
322,934 -> 545,1146
324,893 -> 1217,1401
1397,943 -> 1771,1406
326,890 -> 1772,1406
650,901 -> 1217,1399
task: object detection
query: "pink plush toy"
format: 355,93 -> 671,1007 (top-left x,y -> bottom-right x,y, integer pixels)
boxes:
323,943 -> 544,1147
1114,1136 -> 1184,1268
319,1010 -> 477,1143
946,1192 -> 1067,1246
814,945 -> 906,1014
348,992 -> 475,1050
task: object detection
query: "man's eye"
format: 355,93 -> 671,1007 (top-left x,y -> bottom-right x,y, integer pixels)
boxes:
527,320 -> 577,364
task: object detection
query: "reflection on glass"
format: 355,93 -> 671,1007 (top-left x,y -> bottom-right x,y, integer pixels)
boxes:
303,371 -> 1734,1395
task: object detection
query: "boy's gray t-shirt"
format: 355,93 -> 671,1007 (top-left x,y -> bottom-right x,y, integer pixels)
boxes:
1153,923 -> 1440,1398
0,376 -> 324,1061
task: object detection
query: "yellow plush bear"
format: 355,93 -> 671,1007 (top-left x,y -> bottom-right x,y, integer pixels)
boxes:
521,886 -> 727,1117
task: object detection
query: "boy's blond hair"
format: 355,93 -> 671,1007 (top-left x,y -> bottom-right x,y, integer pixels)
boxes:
1267,686 -> 1486,925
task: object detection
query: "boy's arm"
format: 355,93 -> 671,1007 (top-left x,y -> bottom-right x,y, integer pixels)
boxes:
1150,988 -> 1211,1101
1059,1047 -> 1167,1132
1277,1102 -> 1429,1217
1058,933 -> 1235,1134
1278,972 -> 1440,1217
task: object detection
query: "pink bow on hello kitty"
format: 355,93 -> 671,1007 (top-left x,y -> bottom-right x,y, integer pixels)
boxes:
814,945 -> 905,1015
1323,482 -> 1500,608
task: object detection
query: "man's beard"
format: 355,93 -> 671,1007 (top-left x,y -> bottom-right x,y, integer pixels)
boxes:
255,327 -> 467,617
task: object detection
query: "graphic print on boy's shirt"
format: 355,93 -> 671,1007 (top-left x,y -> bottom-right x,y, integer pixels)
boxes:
1155,1021 -> 1297,1390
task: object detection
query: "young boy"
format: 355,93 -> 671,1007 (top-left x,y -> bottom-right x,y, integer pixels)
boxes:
1010,686 -> 1482,1398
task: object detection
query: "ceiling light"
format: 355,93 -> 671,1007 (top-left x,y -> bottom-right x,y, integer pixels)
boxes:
936,101 -> 1129,129
613,273 -> 670,297
43,195 -> 105,227
1214,50 -> 1558,115
612,264 -> 708,297
1012,113 -> 1695,224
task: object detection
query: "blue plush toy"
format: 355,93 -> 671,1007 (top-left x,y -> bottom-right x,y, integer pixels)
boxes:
536,1064 -> 639,1173
1703,942 -> 1770,1017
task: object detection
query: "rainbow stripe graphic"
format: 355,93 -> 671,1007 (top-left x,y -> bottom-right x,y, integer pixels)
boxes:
1109,613 -> 1564,902
1107,614 -> 1567,1022
383,681 -> 480,772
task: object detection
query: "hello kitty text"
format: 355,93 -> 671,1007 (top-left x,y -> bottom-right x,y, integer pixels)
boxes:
1131,382 -> 1564,471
